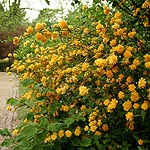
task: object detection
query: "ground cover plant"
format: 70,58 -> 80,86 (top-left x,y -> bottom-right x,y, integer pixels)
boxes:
1,0 -> 150,149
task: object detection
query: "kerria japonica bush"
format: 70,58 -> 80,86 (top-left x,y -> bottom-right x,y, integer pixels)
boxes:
1,1 -> 150,150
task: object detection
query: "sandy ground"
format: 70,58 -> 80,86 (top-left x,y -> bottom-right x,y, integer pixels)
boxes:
0,72 -> 19,149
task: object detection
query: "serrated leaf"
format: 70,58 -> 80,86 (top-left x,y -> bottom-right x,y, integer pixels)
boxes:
26,112 -> 34,120
1,139 -> 13,147
23,124 -> 37,137
22,78 -> 34,87
39,117 -> 49,126
7,98 -> 19,106
34,83 -> 42,89
36,129 -> 47,142
24,100 -> 34,108
64,118 -> 74,127
1,128 -> 10,136
80,138 -> 91,147
48,123 -> 57,132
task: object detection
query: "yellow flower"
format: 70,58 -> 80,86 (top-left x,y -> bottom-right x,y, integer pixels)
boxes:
128,31 -> 136,38
61,30 -> 68,36
106,70 -> 113,78
65,130 -> 72,138
96,22 -> 104,33
145,62 -> 150,69
103,99 -> 110,106
126,121 -> 134,131
51,132 -> 57,141
102,124 -> 109,132
103,5 -> 110,15
129,64 -> 137,70
141,102 -> 148,111
58,130 -> 64,138
122,100 -> 132,111
26,26 -> 33,34
128,84 -> 136,91
114,44 -> 124,53
12,129 -> 19,136
82,62 -> 89,71
110,39 -> 117,47
90,125 -> 97,132
23,118 -> 28,124
131,90 -> 140,102
138,78 -> 146,88
51,32 -> 58,40
61,105 -> 69,112
89,120 -> 97,127
143,21 -> 149,27
79,86 -> 89,96
84,125 -> 89,131
133,103 -> 139,109
44,136 -> 51,143
13,37 -> 19,45
142,1 -> 150,8
96,120 -> 101,127
138,139 -> 144,145
6,105 -> 11,111
95,131 -> 102,136
95,58 -> 107,67
144,54 -> 150,62
36,93 -> 41,98
114,12 -> 122,19
108,54 -> 118,65
35,23 -> 45,30
17,65 -> 26,72
74,126 -> 81,136
58,20 -> 67,29
36,32 -> 43,41
107,98 -> 118,112
8,53 -> 12,57
80,105 -> 86,111
112,23 -> 120,29
133,58 -> 140,66
82,4 -> 88,10
83,27 -> 90,34
123,50 -> 132,59
118,91 -> 125,99
125,112 -> 134,121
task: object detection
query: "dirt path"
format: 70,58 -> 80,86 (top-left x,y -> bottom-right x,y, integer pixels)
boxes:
0,72 -> 19,149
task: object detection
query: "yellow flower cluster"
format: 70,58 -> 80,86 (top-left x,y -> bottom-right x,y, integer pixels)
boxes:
9,3 -> 150,148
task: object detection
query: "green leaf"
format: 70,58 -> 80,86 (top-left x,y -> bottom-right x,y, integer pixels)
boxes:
1,139 -> 13,147
7,98 -> 19,106
1,128 -> 11,136
137,146 -> 143,150
64,118 -> 74,127
141,110 -> 146,121
34,83 -> 42,89
22,78 -> 34,87
48,123 -> 57,132
26,112 -> 34,120
39,117 -> 49,126
23,124 -> 38,137
36,129 -> 47,142
80,138 -> 91,147
24,100 -> 34,108
71,137 -> 80,146
34,144 -> 44,150
45,0 -> 50,5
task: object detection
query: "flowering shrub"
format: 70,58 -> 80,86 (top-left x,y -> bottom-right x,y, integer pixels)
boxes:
1,1 -> 150,149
